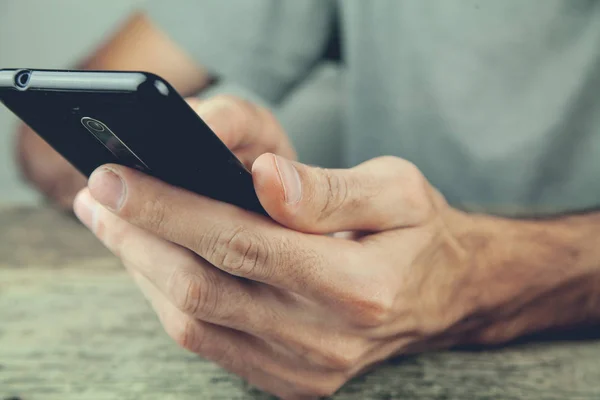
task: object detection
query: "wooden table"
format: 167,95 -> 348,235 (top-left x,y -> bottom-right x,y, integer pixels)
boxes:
1,206 -> 600,400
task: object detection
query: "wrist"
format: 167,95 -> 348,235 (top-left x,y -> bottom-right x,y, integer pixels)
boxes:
448,210 -> 600,344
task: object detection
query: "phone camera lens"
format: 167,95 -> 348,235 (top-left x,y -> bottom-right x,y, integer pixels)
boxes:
85,119 -> 106,132
15,70 -> 31,90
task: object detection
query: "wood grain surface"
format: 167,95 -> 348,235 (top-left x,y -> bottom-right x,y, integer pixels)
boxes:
1,207 -> 600,400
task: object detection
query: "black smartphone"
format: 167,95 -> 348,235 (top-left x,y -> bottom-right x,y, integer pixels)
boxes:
0,68 -> 267,216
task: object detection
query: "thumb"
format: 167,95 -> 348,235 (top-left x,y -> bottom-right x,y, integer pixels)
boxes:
252,154 -> 436,234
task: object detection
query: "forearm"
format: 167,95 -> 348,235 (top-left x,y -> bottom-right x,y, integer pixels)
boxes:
455,210 -> 600,343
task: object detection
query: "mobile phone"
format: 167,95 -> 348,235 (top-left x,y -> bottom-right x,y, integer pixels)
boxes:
0,69 -> 266,216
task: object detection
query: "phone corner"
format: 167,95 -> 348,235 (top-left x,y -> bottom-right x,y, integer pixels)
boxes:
136,72 -> 172,97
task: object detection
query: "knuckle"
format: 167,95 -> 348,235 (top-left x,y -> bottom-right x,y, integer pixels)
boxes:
345,284 -> 395,328
318,344 -> 363,371
352,300 -> 392,327
207,227 -> 270,278
376,156 -> 420,184
291,331 -> 365,372
381,156 -> 433,222
135,193 -> 172,234
319,169 -> 351,220
168,266 -> 218,318
169,317 -> 203,353
179,276 -> 204,316
387,157 -> 424,189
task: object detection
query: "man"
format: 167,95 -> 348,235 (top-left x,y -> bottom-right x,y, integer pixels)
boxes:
15,1 -> 600,398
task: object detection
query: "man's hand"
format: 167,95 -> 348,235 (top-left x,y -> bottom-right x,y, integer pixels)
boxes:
72,99 -> 600,399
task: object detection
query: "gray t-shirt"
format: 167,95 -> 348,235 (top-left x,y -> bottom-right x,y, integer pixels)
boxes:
146,0 -> 600,216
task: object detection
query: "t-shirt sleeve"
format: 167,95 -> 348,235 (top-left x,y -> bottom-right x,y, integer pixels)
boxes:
143,0 -> 335,103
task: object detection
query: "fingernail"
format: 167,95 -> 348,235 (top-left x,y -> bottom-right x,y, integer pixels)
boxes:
88,167 -> 126,211
73,190 -> 97,231
274,155 -> 302,204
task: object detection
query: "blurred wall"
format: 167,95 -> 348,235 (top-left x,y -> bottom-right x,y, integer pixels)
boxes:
0,0 -> 145,205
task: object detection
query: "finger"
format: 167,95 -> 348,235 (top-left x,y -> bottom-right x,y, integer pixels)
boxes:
252,154 -> 437,233
85,166 -> 362,301
131,269 -> 344,399
74,188 -> 285,336
76,188 -> 371,377
186,96 -> 295,166
131,269 -> 253,367
129,270 -> 296,398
